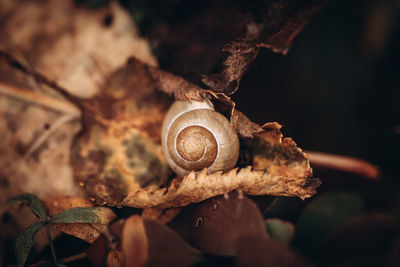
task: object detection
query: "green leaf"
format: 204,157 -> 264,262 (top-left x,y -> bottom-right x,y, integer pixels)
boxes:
15,221 -> 47,267
265,218 -> 295,245
49,207 -> 106,224
8,194 -> 47,220
292,192 -> 364,257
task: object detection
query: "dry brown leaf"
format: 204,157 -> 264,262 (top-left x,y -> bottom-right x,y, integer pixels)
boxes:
169,191 -> 267,256
202,41 -> 259,95
123,166 -> 317,209
202,0 -> 330,95
0,0 -> 156,242
0,0 -> 156,98
257,0 -> 331,54
42,196 -> 116,243
122,216 -> 202,267
122,121 -> 318,208
148,66 -> 205,102
231,109 -> 263,138
71,59 -> 173,206
122,215 -> 148,267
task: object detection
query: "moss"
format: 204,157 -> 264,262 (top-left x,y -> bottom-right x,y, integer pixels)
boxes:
124,133 -> 164,187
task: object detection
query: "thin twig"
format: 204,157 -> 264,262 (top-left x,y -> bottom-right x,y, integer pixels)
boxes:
0,82 -> 80,115
305,151 -> 380,180
45,224 -> 58,265
23,113 -> 78,160
59,252 -> 87,263
0,50 -> 78,104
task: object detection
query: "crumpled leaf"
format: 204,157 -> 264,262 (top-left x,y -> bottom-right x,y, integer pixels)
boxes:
169,191 -> 267,256
202,41 -> 259,95
135,1 -> 328,96
42,196 -> 116,243
123,167 -> 318,209
122,215 -> 202,267
256,0 -> 331,53
148,66 -> 205,102
231,109 -> 263,138
122,120 -> 318,208
203,0 -> 330,95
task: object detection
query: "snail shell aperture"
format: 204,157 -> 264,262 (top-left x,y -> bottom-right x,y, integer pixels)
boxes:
161,99 -> 240,176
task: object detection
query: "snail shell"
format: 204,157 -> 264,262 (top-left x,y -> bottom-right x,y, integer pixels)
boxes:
161,99 -> 240,176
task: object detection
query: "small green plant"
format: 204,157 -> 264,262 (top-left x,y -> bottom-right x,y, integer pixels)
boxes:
8,194 -> 108,267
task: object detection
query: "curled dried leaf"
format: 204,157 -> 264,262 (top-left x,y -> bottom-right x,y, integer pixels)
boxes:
256,0 -> 331,54
202,41 -> 259,95
203,0 -> 330,95
148,66 -> 205,102
123,167 -> 317,209
231,109 -> 263,138
122,122 -> 318,208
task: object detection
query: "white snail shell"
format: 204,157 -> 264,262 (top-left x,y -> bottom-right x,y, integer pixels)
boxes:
161,99 -> 240,177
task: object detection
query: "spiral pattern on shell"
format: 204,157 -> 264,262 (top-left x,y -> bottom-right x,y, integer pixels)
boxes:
161,100 -> 240,176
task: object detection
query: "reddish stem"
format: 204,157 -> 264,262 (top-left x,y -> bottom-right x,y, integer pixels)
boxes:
305,151 -> 380,180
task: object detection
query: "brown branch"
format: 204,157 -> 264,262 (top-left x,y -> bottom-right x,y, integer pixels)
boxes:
0,50 -> 78,104
305,151 -> 380,180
